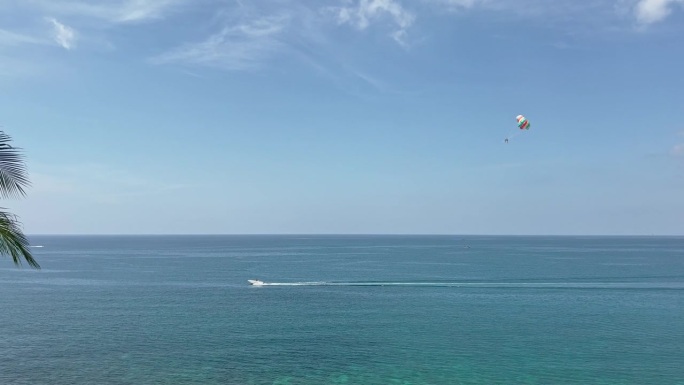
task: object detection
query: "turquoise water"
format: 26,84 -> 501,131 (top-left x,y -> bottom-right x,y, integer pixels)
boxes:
1,235 -> 683,384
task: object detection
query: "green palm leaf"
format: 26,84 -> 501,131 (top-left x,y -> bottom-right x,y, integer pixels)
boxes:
0,131 -> 30,198
0,209 -> 39,268
0,130 -> 37,268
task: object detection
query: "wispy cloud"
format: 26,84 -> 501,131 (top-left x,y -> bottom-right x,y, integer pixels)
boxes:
428,0 -> 683,27
47,18 -> 76,50
423,0 -> 481,10
5,0 -> 682,82
634,0 -> 684,24
116,0 -> 188,23
150,13 -> 290,71
0,27 -> 54,79
23,0 -> 188,24
332,0 -> 416,45
149,2 -> 401,95
152,0 -> 421,71
0,28 -> 45,47
426,0 -> 604,15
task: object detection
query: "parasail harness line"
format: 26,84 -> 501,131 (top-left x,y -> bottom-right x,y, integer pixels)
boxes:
505,114 -> 531,143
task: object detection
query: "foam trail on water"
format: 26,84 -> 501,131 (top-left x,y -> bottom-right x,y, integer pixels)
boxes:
250,281 -> 684,289
261,282 -> 327,286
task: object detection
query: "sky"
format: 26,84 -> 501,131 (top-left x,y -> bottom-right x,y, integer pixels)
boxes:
1,0 -> 683,235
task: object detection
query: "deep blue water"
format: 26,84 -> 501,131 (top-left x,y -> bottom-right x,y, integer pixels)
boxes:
1,235 -> 683,384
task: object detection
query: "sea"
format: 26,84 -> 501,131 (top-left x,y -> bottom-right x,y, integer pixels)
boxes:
1,235 -> 683,385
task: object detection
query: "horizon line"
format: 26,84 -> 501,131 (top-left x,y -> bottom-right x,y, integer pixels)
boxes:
25,233 -> 682,237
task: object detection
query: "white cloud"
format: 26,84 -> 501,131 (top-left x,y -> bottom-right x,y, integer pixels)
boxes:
425,0 -> 481,10
150,14 -> 290,70
426,0 -> 606,15
47,18 -> 76,50
149,2 -> 399,94
5,0 -> 681,80
24,0 -> 187,24
335,0 -> 414,29
634,0 -> 684,24
428,0 -> 683,26
332,0 -> 415,44
0,27 -> 55,79
0,28 -> 44,47
116,0 -> 187,22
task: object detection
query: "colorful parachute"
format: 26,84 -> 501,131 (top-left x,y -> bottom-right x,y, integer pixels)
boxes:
516,115 -> 530,130
504,114 -> 531,143
515,115 -> 530,130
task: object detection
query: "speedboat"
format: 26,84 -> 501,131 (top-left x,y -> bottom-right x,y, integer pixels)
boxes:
248,279 -> 265,286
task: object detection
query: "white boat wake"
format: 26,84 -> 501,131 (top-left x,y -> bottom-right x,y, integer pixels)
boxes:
247,280 -> 684,289
249,279 -> 326,286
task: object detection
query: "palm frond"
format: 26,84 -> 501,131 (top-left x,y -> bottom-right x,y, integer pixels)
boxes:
0,131 -> 30,199
0,209 -> 39,268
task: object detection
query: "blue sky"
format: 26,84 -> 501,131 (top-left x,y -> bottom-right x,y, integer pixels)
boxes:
1,0 -> 683,235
